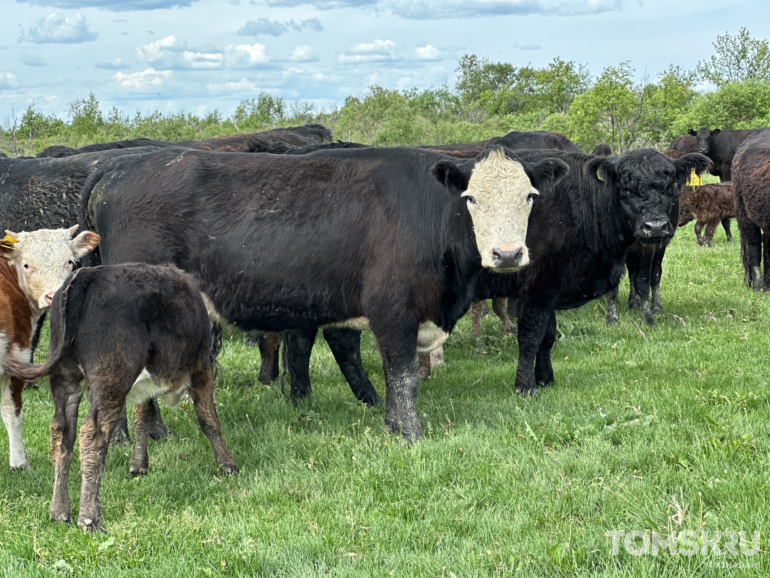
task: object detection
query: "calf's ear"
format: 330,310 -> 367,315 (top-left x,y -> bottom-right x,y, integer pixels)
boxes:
585,156 -> 617,184
71,231 -> 101,258
673,153 -> 712,186
712,128 -> 721,136
431,160 -> 470,192
687,128 -> 697,137
524,158 -> 569,190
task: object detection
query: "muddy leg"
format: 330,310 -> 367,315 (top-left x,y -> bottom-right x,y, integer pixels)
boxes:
189,368 -> 238,474
418,353 -> 431,380
605,285 -> 620,325
129,400 -> 157,476
492,297 -> 517,336
48,365 -> 84,523
470,301 -> 483,335
377,324 -> 422,442
1,375 -> 29,471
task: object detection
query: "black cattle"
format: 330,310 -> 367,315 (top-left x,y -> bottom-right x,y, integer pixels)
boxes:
490,131 -> 582,153
687,127 -> 769,181
79,146 -> 568,441
733,131 -> 770,290
3,263 -> 238,532
592,144 -> 613,156
664,135 -> 697,159
284,141 -> 370,155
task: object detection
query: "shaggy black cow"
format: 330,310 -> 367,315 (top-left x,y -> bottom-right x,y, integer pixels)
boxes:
592,144 -> 613,156
3,263 -> 238,532
733,131 -> 770,290
36,124 -> 332,158
688,127 -> 769,181
80,146 -> 567,440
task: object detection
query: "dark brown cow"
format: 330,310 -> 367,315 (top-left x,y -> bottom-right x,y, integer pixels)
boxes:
678,182 -> 734,246
664,135 -> 698,159
733,131 -> 770,290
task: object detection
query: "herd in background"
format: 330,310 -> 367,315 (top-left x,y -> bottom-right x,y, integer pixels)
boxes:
1,121 -> 769,533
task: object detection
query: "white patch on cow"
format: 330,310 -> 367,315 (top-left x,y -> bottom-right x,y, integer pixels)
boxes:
464,148 -> 535,271
200,292 -> 229,326
416,322 -> 450,354
126,369 -> 190,407
1,373 -> 29,470
325,317 -> 371,331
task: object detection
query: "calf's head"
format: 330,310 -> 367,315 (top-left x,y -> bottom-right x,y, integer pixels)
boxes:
432,146 -> 569,271
587,149 -> 710,243
687,127 -> 720,156
1,225 -> 100,311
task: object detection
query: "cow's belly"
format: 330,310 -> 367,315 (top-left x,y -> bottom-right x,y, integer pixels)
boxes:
324,318 -> 449,353
126,369 -> 190,406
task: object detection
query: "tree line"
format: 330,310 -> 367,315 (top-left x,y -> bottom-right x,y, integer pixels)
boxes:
2,28 -> 769,157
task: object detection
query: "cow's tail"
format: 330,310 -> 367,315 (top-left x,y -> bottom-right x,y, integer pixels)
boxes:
78,161 -> 120,267
3,271 -> 85,382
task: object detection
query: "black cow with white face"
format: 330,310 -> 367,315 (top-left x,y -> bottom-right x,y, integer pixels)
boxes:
688,127 -> 769,181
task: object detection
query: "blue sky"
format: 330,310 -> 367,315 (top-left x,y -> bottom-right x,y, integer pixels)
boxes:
2,0 -> 767,124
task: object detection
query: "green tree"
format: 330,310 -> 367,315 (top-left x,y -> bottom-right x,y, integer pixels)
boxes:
231,93 -> 286,131
698,28 -> 770,86
69,92 -> 104,139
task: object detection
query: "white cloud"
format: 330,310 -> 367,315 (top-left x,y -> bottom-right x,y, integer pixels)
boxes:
225,44 -> 271,68
113,67 -> 172,91
20,53 -> 49,66
383,0 -> 623,19
236,17 -> 323,37
289,45 -> 318,63
413,44 -> 448,61
95,58 -> 131,70
339,39 -> 398,64
20,12 -> 98,44
16,0 -> 198,10
513,40 -> 542,50
207,78 -> 281,94
136,35 -> 223,69
136,35 -> 177,61
0,72 -> 19,89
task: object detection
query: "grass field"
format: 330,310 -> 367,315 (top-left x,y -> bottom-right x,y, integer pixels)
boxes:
0,222 -> 768,577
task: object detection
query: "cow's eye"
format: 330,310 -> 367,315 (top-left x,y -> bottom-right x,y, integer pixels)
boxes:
527,192 -> 537,205
22,263 -> 29,270
465,195 -> 477,206
67,259 -> 74,268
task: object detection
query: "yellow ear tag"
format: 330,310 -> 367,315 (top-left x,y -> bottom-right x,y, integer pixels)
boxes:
3,235 -> 19,244
1,235 -> 19,250
686,168 -> 702,187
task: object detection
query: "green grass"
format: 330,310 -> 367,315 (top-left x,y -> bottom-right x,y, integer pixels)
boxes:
1,223 -> 769,577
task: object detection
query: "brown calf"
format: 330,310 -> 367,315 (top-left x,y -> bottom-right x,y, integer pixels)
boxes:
678,182 -> 735,247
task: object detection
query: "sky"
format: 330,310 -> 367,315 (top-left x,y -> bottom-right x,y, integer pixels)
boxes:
2,0 -> 768,125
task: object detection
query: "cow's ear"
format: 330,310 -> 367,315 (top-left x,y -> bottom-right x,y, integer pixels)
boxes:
68,224 -> 79,238
431,160 -> 470,192
585,156 -> 617,184
523,158 -> 569,190
71,231 -> 101,258
1,231 -> 20,260
673,153 -> 711,186
687,128 -> 697,137
712,128 -> 721,136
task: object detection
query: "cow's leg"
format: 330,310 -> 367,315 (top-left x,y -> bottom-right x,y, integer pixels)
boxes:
77,383 -> 129,533
129,400 -> 156,476
189,367 -> 238,474
534,309 -> 557,386
430,346 -> 445,367
605,284 -> 620,325
148,398 -> 170,441
736,190 -> 763,289
722,218 -> 733,242
470,301 -> 483,335
626,251 -> 641,309
375,323 -> 422,442
323,328 -> 381,405
705,220 -> 718,248
109,407 -> 131,446
1,375 -> 29,471
418,353 -> 431,380
507,298 -> 518,319
284,328 -> 318,400
694,221 -> 705,246
257,332 -> 281,385
631,248 -> 655,326
763,228 -> 770,289
48,363 -> 84,523
514,293 -> 557,395
492,297 -> 517,336
650,245 -> 667,315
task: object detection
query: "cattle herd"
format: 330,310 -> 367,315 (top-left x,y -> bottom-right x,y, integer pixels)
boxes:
1,122 -> 769,533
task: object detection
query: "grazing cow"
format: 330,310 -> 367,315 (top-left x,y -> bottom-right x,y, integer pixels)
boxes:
678,182 -> 735,246
0,226 -> 100,470
664,136 -> 698,159
733,131 -> 770,290
592,144 -> 613,156
687,127 -> 769,181
3,263 -> 238,532
79,146 -> 568,440
36,124 -> 332,158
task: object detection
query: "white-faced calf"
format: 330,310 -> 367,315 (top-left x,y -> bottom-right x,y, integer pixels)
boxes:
0,226 -> 99,471
3,263 -> 238,532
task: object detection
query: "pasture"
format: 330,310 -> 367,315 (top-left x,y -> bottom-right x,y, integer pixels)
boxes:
0,223 -> 768,576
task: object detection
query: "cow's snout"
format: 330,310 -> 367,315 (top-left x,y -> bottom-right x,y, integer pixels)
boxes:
40,291 -> 55,308
491,245 -> 524,268
642,219 -> 672,239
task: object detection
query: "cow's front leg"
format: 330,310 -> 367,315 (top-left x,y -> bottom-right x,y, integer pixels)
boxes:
49,365 -> 83,523
514,296 -> 555,395
631,252 -> 654,327
605,285 -> 620,325
324,328 -> 381,405
534,309 -> 557,386
470,301 -> 484,335
284,328 -> 318,400
694,221 -> 705,246
650,245 -> 666,316
256,332 -> 281,385
1,376 -> 29,471
376,325 -> 422,441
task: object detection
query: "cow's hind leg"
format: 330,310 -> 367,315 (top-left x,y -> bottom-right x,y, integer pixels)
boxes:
129,400 -> 157,476
1,375 -> 29,471
535,310 -> 557,387
470,301 -> 483,335
109,406 -> 131,446
492,297 -> 517,336
189,367 -> 238,474
650,244 -> 667,315
257,332 -> 281,385
743,222 -> 764,291
284,328 -> 318,400
722,218 -> 733,242
694,221 -> 705,246
605,285 -> 620,325
626,251 -> 642,309
324,328 -> 381,405
48,363 -> 84,523
514,293 -> 557,395
763,227 -> 770,289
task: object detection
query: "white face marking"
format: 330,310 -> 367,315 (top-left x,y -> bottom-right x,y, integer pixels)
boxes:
2,226 -> 99,313
463,149 -> 535,271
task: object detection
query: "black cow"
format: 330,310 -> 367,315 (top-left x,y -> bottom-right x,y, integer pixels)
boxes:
79,146 -> 568,441
490,131 -> 582,153
733,131 -> 770,290
687,127 -> 769,181
592,144 -> 613,156
3,263 -> 238,532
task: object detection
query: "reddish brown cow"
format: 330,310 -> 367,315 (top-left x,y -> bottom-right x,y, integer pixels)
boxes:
678,183 -> 734,246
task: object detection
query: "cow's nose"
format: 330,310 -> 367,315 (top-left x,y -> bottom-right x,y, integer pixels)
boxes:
642,219 -> 670,238
43,292 -> 55,305
491,245 -> 523,268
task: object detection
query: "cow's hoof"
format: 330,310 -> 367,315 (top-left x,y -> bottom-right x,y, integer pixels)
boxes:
78,518 -> 106,534
651,304 -> 663,315
10,462 -> 30,472
504,326 -> 518,337
515,387 -> 540,397
385,416 -> 423,442
149,420 -> 172,442
257,372 -> 274,385
129,465 -> 148,477
642,315 -> 655,328
221,463 -> 239,475
606,315 -> 619,326
361,392 -> 383,406
50,511 -> 71,524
